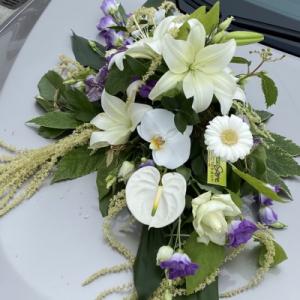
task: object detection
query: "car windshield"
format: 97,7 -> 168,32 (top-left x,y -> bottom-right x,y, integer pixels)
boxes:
247,0 -> 300,20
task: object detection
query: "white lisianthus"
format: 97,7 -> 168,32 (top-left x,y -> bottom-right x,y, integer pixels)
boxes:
126,166 -> 186,228
137,109 -> 192,169
156,245 -> 174,265
90,90 -> 152,149
109,16 -> 179,71
204,115 -> 253,163
192,191 -> 241,245
118,161 -> 135,181
149,19 -> 238,115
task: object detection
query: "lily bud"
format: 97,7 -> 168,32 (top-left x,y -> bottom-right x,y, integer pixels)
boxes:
212,31 -> 225,43
219,16 -> 234,31
118,161 -> 135,181
156,246 -> 174,265
105,174 -> 117,189
270,221 -> 288,230
221,31 -> 264,46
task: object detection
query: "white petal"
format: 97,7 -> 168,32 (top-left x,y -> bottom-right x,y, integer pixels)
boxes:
183,71 -> 214,113
152,132 -> 191,169
137,109 -> 176,142
126,167 -> 186,228
210,71 -> 237,115
126,80 -> 142,103
90,113 -> 115,130
108,51 -> 126,71
162,34 -> 193,74
195,39 -> 236,74
149,71 -> 185,100
128,102 -> 153,130
187,19 -> 206,52
101,90 -> 129,124
234,86 -> 246,102
127,40 -> 156,60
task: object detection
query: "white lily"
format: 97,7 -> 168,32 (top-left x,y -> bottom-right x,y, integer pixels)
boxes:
126,166 -> 186,228
149,19 -> 238,115
109,16 -> 178,71
90,90 -> 152,149
137,109 -> 192,169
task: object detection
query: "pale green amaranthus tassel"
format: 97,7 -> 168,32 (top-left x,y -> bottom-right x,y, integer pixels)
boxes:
0,124 -> 93,216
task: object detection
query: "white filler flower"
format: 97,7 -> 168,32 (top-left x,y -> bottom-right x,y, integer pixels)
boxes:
137,109 -> 192,169
149,19 -> 237,115
126,166 -> 186,228
204,115 -> 253,163
192,191 -> 241,245
90,90 -> 152,149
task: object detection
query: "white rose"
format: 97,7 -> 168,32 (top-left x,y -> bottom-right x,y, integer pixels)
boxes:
156,245 -> 174,265
118,161 -> 135,181
192,191 -> 241,245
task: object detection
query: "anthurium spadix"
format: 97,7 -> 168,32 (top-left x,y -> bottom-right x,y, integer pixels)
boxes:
149,19 -> 238,115
126,166 -> 186,228
90,90 -> 152,149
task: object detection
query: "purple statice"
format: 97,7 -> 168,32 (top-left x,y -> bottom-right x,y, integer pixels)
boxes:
85,66 -> 108,102
139,80 -> 157,98
228,219 -> 257,248
100,0 -> 119,15
100,30 -> 132,49
97,15 -> 116,31
160,253 -> 199,280
139,159 -> 155,169
259,206 -> 278,226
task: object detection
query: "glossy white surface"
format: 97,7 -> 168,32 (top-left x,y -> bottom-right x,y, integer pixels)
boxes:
0,0 -> 299,299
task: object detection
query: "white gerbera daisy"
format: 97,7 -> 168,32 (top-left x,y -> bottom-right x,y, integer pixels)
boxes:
204,115 -> 253,163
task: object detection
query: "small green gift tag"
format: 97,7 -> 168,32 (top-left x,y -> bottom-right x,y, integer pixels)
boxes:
207,150 -> 227,187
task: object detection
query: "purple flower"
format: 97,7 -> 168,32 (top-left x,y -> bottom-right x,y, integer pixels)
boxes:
100,30 -> 126,49
139,159 -> 155,168
259,206 -> 278,225
97,15 -> 116,31
228,219 -> 257,248
256,185 -> 280,206
160,253 -> 199,280
85,66 -> 108,101
100,0 -> 119,15
139,80 -> 157,98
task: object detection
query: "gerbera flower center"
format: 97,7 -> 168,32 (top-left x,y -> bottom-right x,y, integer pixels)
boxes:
150,135 -> 165,150
220,129 -> 239,145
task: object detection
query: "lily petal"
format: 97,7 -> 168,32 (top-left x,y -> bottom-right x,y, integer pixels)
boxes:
195,39 -> 236,74
187,19 -> 206,52
128,102 -> 153,130
90,112 -> 116,130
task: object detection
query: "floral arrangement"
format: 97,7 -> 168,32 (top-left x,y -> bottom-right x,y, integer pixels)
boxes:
1,0 -> 299,299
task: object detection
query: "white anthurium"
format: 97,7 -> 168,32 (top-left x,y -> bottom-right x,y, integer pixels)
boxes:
90,90 -> 152,149
137,109 -> 192,169
192,191 -> 241,245
149,19 -> 238,115
109,16 -> 178,71
126,166 -> 186,228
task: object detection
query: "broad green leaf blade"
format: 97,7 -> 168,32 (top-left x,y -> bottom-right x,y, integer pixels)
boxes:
255,110 -> 273,122
38,127 -> 66,139
28,112 -> 81,129
259,73 -> 278,107
247,144 -> 267,181
71,32 -> 105,70
231,165 -> 284,202
266,145 -> 300,178
36,97 -> 56,113
266,168 -> 292,198
52,146 -> 105,183
258,240 -> 288,267
184,232 -> 225,295
231,56 -> 251,65
174,280 -> 219,300
175,113 -> 187,133
38,71 -> 64,102
134,226 -> 166,300
269,133 -> 300,157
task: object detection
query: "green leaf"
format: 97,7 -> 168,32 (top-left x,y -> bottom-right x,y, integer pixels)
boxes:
227,190 -> 243,208
36,97 -> 56,112
174,280 -> 219,300
52,146 -> 105,183
143,0 -> 174,8
28,112 -> 81,129
175,113 -> 188,133
269,133 -> 300,157
184,232 -> 225,295
231,56 -> 251,65
248,145 -> 267,180
265,168 -> 291,198
176,166 -> 191,181
134,226 -> 166,300
255,110 -> 273,122
62,88 -> 100,122
266,145 -> 300,178
38,71 -> 64,102
38,127 -> 66,139
71,32 -> 105,70
231,165 -> 284,202
126,56 -> 151,76
258,240 -> 288,267
259,73 -> 278,107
